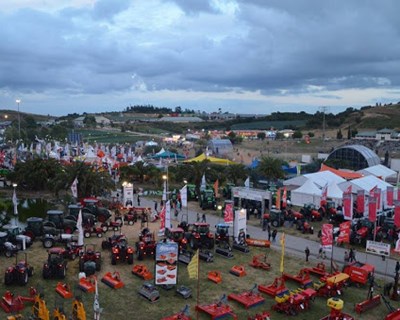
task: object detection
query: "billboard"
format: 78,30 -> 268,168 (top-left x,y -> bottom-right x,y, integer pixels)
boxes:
155,242 -> 179,285
366,240 -> 391,257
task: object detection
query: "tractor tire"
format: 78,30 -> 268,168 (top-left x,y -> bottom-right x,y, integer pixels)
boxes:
19,271 -> 28,285
42,268 -> 51,279
127,254 -> 134,265
96,232 -> 103,238
271,220 -> 279,228
190,238 -> 198,250
59,266 -> 66,279
111,256 -> 117,265
137,250 -> 144,261
128,220 -> 134,226
4,250 -> 13,258
24,230 -> 35,241
101,241 -> 109,250
95,261 -> 101,271
101,225 -> 108,233
4,272 -> 13,285
208,240 -> 214,250
16,242 -> 22,251
28,267 -> 34,277
43,239 -> 54,249
84,231 -> 91,238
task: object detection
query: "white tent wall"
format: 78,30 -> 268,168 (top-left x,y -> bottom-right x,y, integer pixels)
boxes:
291,191 -> 320,206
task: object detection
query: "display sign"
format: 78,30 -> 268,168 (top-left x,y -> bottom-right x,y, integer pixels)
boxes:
123,184 -> 134,208
233,209 -> 247,242
321,224 -> 333,252
366,240 -> 391,257
155,242 -> 178,285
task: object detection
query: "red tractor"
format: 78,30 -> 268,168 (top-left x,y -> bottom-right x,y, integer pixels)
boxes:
79,244 -> 102,275
319,201 -> 337,219
185,223 -> 214,250
165,227 -> 187,253
101,233 -> 128,250
42,247 -> 68,279
111,242 -> 134,265
350,219 -> 381,245
300,203 -> 322,221
4,253 -> 34,285
136,228 -> 156,260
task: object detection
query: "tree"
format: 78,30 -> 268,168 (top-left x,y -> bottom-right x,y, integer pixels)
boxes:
257,157 -> 285,182
337,129 -> 343,139
223,164 -> 248,185
257,132 -> 266,140
292,130 -> 303,139
83,115 -> 96,128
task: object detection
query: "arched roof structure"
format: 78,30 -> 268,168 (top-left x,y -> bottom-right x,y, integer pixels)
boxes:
326,145 -> 380,171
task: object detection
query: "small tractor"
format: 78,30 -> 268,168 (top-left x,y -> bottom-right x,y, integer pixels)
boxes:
42,247 -> 68,279
342,261 -> 375,286
165,227 -> 188,253
296,220 -> 314,234
222,182 -> 235,199
4,253 -> 34,285
0,231 -> 18,257
101,233 -> 128,250
318,200 -> 337,219
79,244 -> 102,275
215,223 -> 231,246
185,223 -> 214,250
81,198 -> 112,223
199,189 -> 217,210
111,242 -> 134,265
300,203 -> 322,221
136,228 -> 156,260
350,218 -> 380,245
187,184 -> 198,201
264,209 -> 285,228
1,224 -> 32,250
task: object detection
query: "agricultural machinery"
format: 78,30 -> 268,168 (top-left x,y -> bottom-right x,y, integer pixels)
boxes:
42,247 -> 68,279
264,209 -> 285,228
320,298 -> 355,320
296,220 -> 314,234
300,203 -> 322,221
185,223 -> 214,250
138,282 -> 160,302
81,198 -> 112,223
165,227 -> 187,253
4,253 -> 34,285
187,184 -> 198,201
79,244 -> 102,275
1,224 -> 32,250
0,231 -> 18,257
111,242 -> 134,265
199,189 -> 217,210
350,218 -> 380,245
222,182 -> 235,199
136,228 -> 156,260
342,261 -> 375,286
42,233 -> 77,249
67,203 -> 96,225
318,200 -> 338,218
215,223 -> 233,258
101,233 -> 128,250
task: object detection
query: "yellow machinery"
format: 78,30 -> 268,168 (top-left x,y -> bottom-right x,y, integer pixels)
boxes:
53,307 -> 67,320
71,298 -> 86,320
31,293 -> 50,320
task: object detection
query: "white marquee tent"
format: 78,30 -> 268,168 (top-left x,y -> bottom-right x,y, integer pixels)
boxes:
284,170 -> 345,188
357,164 -> 397,181
291,179 -> 322,206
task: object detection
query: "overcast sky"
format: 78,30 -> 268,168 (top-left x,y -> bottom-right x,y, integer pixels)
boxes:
1,0 -> 400,116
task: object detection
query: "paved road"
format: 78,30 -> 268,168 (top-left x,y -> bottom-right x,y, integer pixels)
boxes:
141,196 -> 397,282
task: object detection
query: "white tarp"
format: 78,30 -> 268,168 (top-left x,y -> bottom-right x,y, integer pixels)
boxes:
339,175 -> 392,193
327,181 -> 343,202
357,164 -> 397,181
284,170 -> 345,188
291,179 -> 322,206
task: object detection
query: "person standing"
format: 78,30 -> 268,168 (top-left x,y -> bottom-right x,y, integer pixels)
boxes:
272,229 -> 278,242
201,213 -> 206,223
344,251 -> 350,264
349,248 -> 355,263
137,194 -> 141,206
154,201 -> 158,213
196,213 -> 200,222
305,246 -> 310,262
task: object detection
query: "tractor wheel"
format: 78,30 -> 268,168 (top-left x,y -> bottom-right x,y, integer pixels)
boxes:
84,231 -> 91,238
24,230 -> 35,241
42,267 -> 51,279
4,250 -> 12,258
111,256 -> 117,265
208,240 -> 214,250
137,250 -> 144,261
128,220 -> 134,226
4,272 -> 13,285
127,254 -> 134,265
101,225 -> 108,233
59,266 -> 66,279
190,238 -> 198,250
101,241 -> 109,250
96,232 -> 103,238
28,267 -> 34,277
16,242 -> 22,251
19,271 -> 28,285
271,220 -> 279,228
95,260 -> 101,271
43,239 -> 54,249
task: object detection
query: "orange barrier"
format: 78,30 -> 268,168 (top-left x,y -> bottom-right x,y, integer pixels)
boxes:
55,282 -> 73,299
101,272 -> 124,289
245,238 -> 270,248
132,265 -> 154,280
208,271 -> 222,284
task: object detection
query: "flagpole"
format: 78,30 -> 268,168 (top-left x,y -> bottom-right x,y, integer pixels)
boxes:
330,225 -> 334,274
196,250 -> 200,320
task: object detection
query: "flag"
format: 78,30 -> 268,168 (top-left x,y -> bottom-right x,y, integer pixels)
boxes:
159,205 -> 166,232
320,183 -> 328,206
337,221 -> 351,244
356,190 -> 364,214
213,179 -> 219,198
282,187 -> 287,209
244,177 -> 250,188
342,185 -> 353,220
280,233 -> 285,273
180,185 -> 187,208
375,188 -> 382,211
71,177 -> 78,198
369,197 -> 377,223
394,200 -> 400,228
224,202 -> 234,225
321,224 -> 333,252
387,186 -> 394,207
187,249 -> 199,279
12,188 -> 18,215
165,201 -> 171,230
200,174 -> 206,191
275,188 -> 281,210
77,209 -> 84,246
162,180 -> 167,201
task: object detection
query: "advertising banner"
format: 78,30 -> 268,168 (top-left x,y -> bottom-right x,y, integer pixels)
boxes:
343,188 -> 353,220
155,242 -> 178,285
337,221 -> 351,244
321,224 -> 333,252
357,190 -> 364,214
224,202 -> 234,225
366,240 -> 391,257
394,200 -> 400,228
369,197 -> 377,223
387,186 -> 394,207
233,209 -> 247,242
123,184 -> 134,208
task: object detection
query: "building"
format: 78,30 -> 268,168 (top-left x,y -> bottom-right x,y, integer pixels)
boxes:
207,139 -> 233,157
355,128 -> 400,141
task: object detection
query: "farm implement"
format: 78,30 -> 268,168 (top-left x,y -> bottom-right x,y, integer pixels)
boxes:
162,305 -> 192,320
320,297 -> 355,320
0,287 -> 36,313
132,264 -> 153,280
228,284 -> 265,309
283,269 -> 313,289
195,295 -> 238,320
258,276 -> 287,297
249,254 -> 271,271
101,271 -> 124,289
272,287 -> 317,316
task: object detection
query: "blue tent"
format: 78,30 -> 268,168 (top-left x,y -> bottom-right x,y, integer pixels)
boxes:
282,165 -> 298,174
150,150 -> 185,160
248,159 -> 260,169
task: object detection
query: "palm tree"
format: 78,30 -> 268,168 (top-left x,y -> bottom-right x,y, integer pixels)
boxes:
257,156 -> 285,183
223,164 -> 248,185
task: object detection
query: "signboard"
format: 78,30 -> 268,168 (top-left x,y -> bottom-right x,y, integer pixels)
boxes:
123,184 -> 134,208
233,209 -> 247,242
155,242 -> 178,285
224,202 -> 234,225
366,240 -> 391,257
321,224 -> 333,252
232,187 -> 271,202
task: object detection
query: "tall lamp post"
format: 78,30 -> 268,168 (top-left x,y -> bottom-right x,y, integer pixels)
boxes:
12,183 -> 18,226
15,99 -> 21,141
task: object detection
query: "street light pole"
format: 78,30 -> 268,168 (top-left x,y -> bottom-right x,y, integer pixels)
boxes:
16,99 -> 21,142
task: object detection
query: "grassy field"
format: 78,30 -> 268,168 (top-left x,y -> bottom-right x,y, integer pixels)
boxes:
0,215 -> 397,320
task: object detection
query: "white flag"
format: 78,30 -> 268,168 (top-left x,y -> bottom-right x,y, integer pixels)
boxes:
165,201 -> 171,229
200,174 -> 206,191
180,185 -> 187,208
244,177 -> 250,188
162,180 -> 167,201
77,209 -> 84,246
71,177 -> 78,198
12,188 -> 18,215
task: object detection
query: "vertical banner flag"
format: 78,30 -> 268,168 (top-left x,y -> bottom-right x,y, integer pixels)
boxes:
71,177 -> 78,198
357,190 -> 364,214
375,188 -> 382,211
320,183 -> 328,206
159,205 -> 166,233
282,187 -> 287,209
275,188 -> 281,210
342,186 -> 353,220
214,179 -> 219,198
397,188 -> 400,201
369,197 -> 377,223
394,200 -> 400,228
337,221 -> 351,244
280,233 -> 285,273
200,174 -> 206,191
187,249 -> 199,279
77,209 -> 84,246
387,186 -> 394,207
224,202 -> 234,225
12,188 -> 18,215
180,185 -> 187,208
321,224 -> 333,252
165,200 -> 171,230
244,177 -> 250,188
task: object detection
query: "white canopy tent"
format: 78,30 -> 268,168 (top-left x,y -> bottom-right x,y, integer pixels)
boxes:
284,170 -> 345,188
339,175 -> 392,193
291,179 -> 322,206
327,181 -> 344,205
357,164 -> 397,181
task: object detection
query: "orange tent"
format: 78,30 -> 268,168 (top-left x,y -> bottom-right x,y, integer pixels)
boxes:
319,164 -> 363,180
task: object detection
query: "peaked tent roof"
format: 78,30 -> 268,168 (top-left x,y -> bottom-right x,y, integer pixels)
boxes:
151,150 -> 185,159
320,164 -> 363,180
183,153 -> 236,165
357,164 -> 397,181
327,181 -> 343,199
292,178 -> 322,196
339,175 -> 392,193
284,170 -> 345,188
